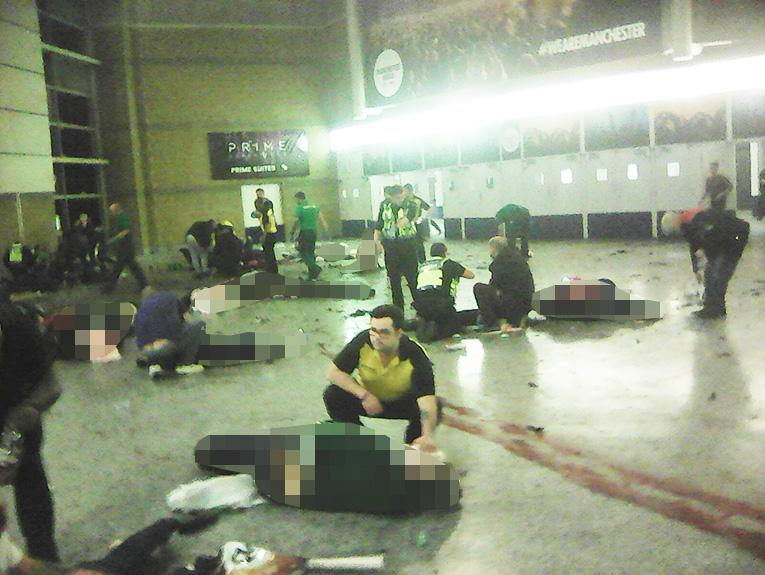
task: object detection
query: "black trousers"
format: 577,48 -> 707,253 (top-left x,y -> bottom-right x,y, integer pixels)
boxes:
77,518 -> 181,575
414,290 -> 477,340
703,252 -> 741,313
297,229 -> 321,278
12,422 -> 58,561
383,239 -> 419,310
415,222 -> 429,263
323,385 -> 442,445
262,232 -> 279,274
505,220 -> 530,258
473,283 -> 529,327
104,241 -> 147,292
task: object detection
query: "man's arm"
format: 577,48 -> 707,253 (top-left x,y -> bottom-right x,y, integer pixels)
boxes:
416,395 -> 438,439
318,211 -> 329,233
326,364 -> 367,399
462,268 -> 475,280
5,372 -> 62,434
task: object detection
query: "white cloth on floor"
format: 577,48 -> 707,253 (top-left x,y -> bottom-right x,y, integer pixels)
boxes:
166,474 -> 265,512
0,532 -> 24,571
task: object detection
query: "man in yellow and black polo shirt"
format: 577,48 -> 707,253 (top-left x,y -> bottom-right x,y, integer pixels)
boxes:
324,304 -> 441,452
253,188 -> 279,274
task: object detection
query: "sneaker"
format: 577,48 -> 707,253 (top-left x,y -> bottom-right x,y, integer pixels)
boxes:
176,364 -> 204,376
149,364 -> 174,379
693,308 -> 726,319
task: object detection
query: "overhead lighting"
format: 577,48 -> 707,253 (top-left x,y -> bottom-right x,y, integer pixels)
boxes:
330,53 -> 765,152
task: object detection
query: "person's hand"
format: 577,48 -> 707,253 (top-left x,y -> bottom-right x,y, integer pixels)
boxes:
397,216 -> 410,228
0,430 -> 23,486
360,392 -> 383,416
411,435 -> 438,453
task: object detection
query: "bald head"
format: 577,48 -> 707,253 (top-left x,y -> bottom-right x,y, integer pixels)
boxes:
489,236 -> 509,258
108,203 -> 122,215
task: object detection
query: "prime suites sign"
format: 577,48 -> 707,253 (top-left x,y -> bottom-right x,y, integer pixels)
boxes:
208,130 -> 309,179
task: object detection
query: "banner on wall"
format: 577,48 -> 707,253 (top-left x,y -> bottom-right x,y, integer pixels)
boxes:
360,0 -> 662,108
208,130 -> 309,180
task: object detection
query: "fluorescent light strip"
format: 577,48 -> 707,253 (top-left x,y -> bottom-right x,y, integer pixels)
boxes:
330,54 -> 765,151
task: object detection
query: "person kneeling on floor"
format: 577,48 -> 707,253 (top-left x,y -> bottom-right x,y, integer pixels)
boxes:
135,287 -> 205,379
473,236 -> 535,333
324,304 -> 442,453
413,242 -> 475,342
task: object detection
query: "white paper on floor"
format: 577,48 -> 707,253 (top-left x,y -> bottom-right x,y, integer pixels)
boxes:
167,474 -> 265,512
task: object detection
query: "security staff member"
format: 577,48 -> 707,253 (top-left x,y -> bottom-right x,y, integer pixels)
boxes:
324,304 -> 441,452
374,185 -> 420,311
700,162 -> 732,212
403,184 -> 431,263
102,203 -> 148,294
289,192 -> 329,280
414,243 -> 475,342
496,203 -> 532,258
252,188 -> 278,274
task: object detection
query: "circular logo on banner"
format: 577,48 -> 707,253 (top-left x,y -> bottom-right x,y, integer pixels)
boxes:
501,127 -> 521,155
374,49 -> 404,98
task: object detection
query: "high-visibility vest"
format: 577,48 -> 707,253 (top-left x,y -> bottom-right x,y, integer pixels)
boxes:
9,242 -> 23,263
380,200 -> 417,240
417,257 -> 459,300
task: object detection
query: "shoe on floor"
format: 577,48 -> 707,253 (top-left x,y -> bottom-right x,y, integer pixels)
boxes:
176,364 -> 204,376
149,364 -> 175,379
693,308 -> 726,319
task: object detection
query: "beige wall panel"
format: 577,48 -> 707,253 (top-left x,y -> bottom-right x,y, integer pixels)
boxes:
0,0 -> 39,32
18,192 -> 55,248
139,64 -> 324,127
0,110 -> 52,155
0,194 -> 21,251
0,66 -> 48,114
0,21 -> 44,73
0,155 -> 54,193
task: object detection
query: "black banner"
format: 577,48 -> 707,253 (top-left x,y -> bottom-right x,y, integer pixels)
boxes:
208,130 -> 309,180
361,0 -> 662,108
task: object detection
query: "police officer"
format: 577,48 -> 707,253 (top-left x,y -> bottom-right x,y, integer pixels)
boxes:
374,185 -> 420,312
413,243 -> 475,342
403,184 -> 431,264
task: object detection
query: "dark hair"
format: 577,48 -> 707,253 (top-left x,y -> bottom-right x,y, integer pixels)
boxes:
389,185 -> 404,196
294,192 -> 306,200
403,183 -> 413,192
370,304 -> 404,329
430,242 -> 447,258
256,188 -> 265,193
383,186 -> 392,197
179,291 -> 193,314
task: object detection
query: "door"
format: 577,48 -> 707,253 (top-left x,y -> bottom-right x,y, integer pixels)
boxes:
241,184 -> 284,242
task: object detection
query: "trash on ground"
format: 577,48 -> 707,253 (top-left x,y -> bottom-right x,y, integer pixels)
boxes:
167,474 -> 265,512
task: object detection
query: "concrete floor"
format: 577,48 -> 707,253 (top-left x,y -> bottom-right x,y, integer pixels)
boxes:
4,222 -> 765,574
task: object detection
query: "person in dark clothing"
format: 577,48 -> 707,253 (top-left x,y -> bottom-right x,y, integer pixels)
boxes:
289,192 -> 329,280
663,209 -> 750,319
324,305 -> 442,452
102,203 -> 148,294
0,495 -> 217,575
413,243 -> 476,342
134,288 -> 205,378
473,236 -> 535,332
72,213 -> 98,281
403,184 -> 432,264
252,188 -> 279,274
210,221 -> 243,277
700,162 -> 732,212
374,185 -> 420,312
185,220 -> 216,277
753,168 -> 765,221
3,242 -> 37,292
0,301 -> 61,562
496,203 -> 532,258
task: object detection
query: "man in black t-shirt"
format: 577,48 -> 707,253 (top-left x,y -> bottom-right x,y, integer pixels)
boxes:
700,162 -> 732,212
413,243 -> 476,342
0,301 -> 61,562
324,305 -> 442,452
404,184 -> 432,263
754,169 -> 765,221
185,220 -> 216,278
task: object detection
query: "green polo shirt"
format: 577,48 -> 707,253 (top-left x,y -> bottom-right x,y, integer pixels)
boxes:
295,201 -> 320,230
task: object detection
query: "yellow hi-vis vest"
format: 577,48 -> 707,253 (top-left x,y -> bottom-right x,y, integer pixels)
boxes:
417,257 -> 459,300
9,242 -> 23,263
380,201 -> 417,240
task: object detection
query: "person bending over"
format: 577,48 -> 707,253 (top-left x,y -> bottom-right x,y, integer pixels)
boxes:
324,304 -> 442,453
185,220 -> 216,278
473,236 -> 535,333
496,203 -> 531,258
413,243 -> 475,342
134,287 -> 205,379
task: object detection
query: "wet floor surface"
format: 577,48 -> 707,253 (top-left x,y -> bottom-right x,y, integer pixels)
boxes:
4,227 -> 765,574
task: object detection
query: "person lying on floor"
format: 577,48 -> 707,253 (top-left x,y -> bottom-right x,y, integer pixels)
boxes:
0,494 -> 216,575
473,236 -> 535,333
134,287 -> 205,379
324,304 -> 442,454
413,242 -> 475,342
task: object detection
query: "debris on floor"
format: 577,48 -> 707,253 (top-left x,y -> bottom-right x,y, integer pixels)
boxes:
167,474 -> 265,512
445,342 -> 467,351
526,425 -> 545,433
708,392 -> 717,401
528,381 -> 538,388
348,308 -> 372,317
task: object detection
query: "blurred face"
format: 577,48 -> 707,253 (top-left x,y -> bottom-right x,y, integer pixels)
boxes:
79,213 -> 88,225
369,317 -> 401,354
108,204 -> 119,215
391,191 -> 405,206
489,243 -> 498,258
710,164 -> 719,176
219,542 -> 274,573
256,189 -> 265,199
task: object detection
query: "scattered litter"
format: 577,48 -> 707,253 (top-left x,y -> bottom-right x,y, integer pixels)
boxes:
649,261 -> 669,267
630,274 -> 642,278
718,351 -> 731,357
528,381 -> 538,388
167,474 -> 265,512
113,400 -> 131,412
708,392 -> 717,401
635,339 -> 640,344
444,342 -> 466,351
415,530 -> 429,548
526,425 -> 545,434
348,309 -> 372,317
751,290 -> 761,297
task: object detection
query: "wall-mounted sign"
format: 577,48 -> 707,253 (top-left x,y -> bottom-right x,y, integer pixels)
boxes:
208,130 -> 309,180
360,0 -> 662,108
